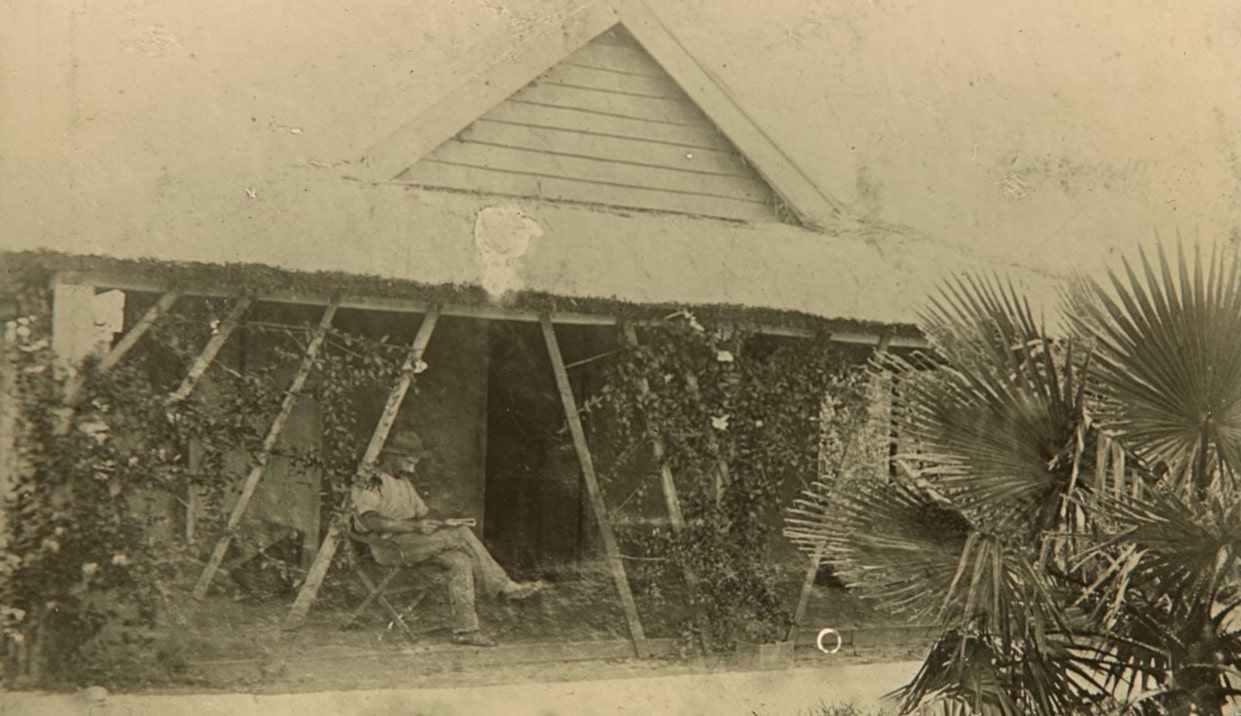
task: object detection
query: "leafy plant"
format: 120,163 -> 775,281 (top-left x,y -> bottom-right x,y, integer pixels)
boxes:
599,316 -> 873,651
787,244 -> 1241,715
0,286 -> 404,688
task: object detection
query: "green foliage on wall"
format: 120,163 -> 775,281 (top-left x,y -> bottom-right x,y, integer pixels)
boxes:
597,313 -> 876,650
0,249 -> 920,340
0,285 -> 408,688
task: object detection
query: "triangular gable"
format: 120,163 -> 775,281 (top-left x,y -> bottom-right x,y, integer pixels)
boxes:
359,1 -> 841,228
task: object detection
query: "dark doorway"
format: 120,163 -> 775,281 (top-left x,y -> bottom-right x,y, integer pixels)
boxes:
483,320 -> 582,576
482,320 -> 621,577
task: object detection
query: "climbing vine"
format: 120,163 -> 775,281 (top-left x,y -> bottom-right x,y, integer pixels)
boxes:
0,254 -> 894,682
597,313 -> 878,651
0,284 -> 407,688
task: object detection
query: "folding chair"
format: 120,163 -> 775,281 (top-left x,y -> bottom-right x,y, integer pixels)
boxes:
341,530 -> 427,644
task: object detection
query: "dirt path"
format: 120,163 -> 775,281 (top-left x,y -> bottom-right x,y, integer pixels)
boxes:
2,661 -> 921,716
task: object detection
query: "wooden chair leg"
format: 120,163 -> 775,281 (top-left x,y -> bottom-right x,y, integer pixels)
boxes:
343,565 -> 403,629
375,591 -> 420,645
346,566 -> 419,644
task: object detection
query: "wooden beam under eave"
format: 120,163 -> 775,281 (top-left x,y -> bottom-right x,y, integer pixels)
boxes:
542,314 -> 650,658
360,2 -> 621,180
57,269 -> 928,350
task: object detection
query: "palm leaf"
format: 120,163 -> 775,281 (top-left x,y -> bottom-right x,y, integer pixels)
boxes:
1074,486 -> 1241,711
788,476 -> 1068,643
879,275 -> 1092,534
1098,488 -> 1241,614
786,477 -> 973,621
1071,243 -> 1241,489
896,628 -> 1104,715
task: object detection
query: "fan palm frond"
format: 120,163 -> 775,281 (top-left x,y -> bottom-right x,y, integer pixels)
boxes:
1071,243 -> 1241,490
896,628 -> 1103,715
1095,488 -> 1241,617
1067,486 -> 1241,713
880,275 -> 1092,534
788,477 -> 1065,642
786,477 -> 972,621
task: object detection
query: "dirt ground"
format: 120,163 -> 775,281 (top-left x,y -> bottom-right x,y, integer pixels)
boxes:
130,561 -> 932,696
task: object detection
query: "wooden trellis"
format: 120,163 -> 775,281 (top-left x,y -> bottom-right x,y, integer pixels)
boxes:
284,307 -> 441,629
542,315 -> 649,658
787,333 -> 891,642
42,279 -> 652,655
283,311 -> 654,659
192,301 -> 339,599
45,271 -> 925,659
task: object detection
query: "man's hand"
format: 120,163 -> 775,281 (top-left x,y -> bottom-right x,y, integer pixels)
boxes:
357,513 -> 441,535
414,519 -> 442,535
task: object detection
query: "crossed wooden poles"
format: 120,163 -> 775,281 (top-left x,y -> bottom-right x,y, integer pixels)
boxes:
53,279 -> 677,657
283,314 -> 653,659
44,276 -> 902,656
55,275 -> 913,655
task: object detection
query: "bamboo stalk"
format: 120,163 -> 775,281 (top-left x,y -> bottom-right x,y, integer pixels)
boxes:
192,301 -> 338,599
284,308 -> 441,629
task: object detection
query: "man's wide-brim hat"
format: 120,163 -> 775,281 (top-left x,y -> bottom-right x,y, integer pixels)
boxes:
382,430 -> 433,459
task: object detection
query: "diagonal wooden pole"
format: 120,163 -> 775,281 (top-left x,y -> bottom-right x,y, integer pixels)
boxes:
166,297 -> 253,405
543,315 -> 650,658
99,291 -> 182,373
192,301 -> 339,599
622,324 -> 714,652
620,325 -> 686,532
64,290 -> 181,404
682,367 -> 729,506
284,307 -> 441,629
167,297 -> 253,545
787,333 -> 891,642
0,322 -> 18,551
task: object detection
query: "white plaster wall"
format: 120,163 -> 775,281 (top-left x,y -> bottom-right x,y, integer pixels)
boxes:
2,1 -> 1238,324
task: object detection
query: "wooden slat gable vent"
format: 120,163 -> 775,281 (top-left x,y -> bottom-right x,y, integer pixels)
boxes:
394,27 -> 788,223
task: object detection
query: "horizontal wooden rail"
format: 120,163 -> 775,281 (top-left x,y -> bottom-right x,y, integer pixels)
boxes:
54,270 -> 927,349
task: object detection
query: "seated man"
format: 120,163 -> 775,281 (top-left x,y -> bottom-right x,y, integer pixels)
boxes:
351,432 -> 542,647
